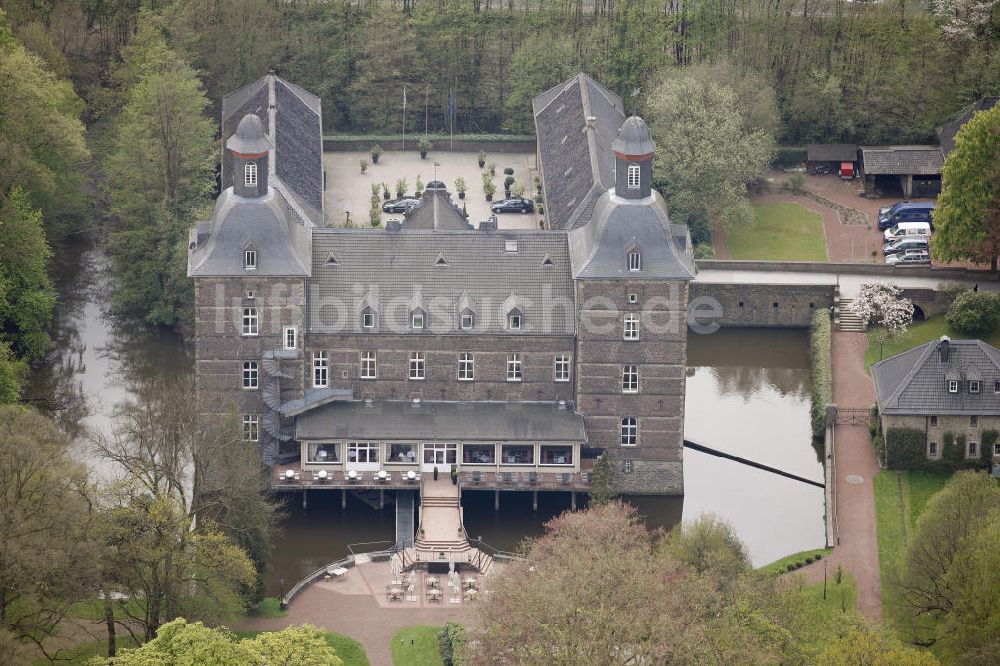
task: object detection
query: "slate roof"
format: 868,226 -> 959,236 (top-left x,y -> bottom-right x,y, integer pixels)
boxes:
568,190 -> 695,280
188,187 -> 312,277
227,114 -> 271,154
872,338 -> 1000,415
532,74 -> 625,230
307,228 -> 575,335
612,116 -> 655,156
221,74 -> 324,223
402,184 -> 473,230
940,97 -> 1000,155
860,146 -> 944,176
807,144 -> 858,162
296,400 -> 586,441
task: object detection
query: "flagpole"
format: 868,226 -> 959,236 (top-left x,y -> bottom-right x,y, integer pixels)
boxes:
402,85 -> 407,152
449,85 -> 454,151
425,87 -> 429,136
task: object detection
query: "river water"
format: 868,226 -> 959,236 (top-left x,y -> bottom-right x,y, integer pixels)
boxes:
33,239 -> 825,595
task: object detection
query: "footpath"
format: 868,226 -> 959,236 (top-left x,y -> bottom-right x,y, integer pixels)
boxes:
800,331 -> 882,621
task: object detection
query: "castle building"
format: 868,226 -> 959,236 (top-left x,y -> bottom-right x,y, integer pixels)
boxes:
188,73 -> 694,499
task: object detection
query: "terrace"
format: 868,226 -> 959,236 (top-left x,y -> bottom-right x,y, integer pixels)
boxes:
273,465 -> 595,492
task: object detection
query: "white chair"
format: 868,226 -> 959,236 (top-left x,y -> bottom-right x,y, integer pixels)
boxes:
317,469 -> 328,482
377,470 -> 388,481
406,470 -> 417,481
284,469 -> 295,481
347,469 -> 358,482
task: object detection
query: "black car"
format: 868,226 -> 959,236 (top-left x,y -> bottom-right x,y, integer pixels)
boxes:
382,198 -> 420,214
490,197 -> 534,214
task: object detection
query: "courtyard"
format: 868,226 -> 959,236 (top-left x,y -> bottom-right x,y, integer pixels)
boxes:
323,149 -> 542,231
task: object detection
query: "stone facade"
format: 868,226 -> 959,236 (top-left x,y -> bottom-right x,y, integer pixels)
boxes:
882,414 -> 1000,460
689,283 -> 834,329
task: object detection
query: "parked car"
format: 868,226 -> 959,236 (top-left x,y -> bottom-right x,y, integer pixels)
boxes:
883,237 -> 929,255
490,197 -> 534,214
877,201 -> 935,230
381,198 -> 420,214
885,249 -> 931,266
884,221 -> 932,242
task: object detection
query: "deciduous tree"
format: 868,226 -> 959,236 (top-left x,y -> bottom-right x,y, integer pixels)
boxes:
849,282 -> 914,359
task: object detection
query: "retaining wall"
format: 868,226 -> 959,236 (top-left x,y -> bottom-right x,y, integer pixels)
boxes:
324,138 -> 537,153
696,259 -> 996,282
690,283 -> 836,328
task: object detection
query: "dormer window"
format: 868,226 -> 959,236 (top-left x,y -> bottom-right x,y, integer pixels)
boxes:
627,250 -> 641,272
507,310 -> 522,331
970,380 -> 982,393
362,308 -> 376,329
411,310 -> 425,330
244,247 -> 257,270
948,380 -> 959,393
627,163 -> 640,189
245,162 -> 257,187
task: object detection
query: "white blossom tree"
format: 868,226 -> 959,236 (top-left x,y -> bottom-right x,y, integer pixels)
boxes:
932,0 -> 999,41
849,282 -> 915,359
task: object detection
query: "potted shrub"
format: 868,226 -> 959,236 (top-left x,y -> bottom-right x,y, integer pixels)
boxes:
382,182 -> 391,200
503,175 -> 515,198
450,465 -> 458,485
478,150 -> 486,168
369,199 -> 382,227
503,167 -> 514,176
482,173 -> 496,201
418,136 -> 432,159
395,178 -> 408,199
360,159 -> 368,173
433,466 -> 439,481
512,183 -> 526,198
487,162 -> 496,176
371,144 -> 383,164
371,183 -> 380,198
454,177 -> 467,199
415,175 -> 424,197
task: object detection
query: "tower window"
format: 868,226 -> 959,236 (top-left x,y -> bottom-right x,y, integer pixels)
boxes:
360,351 -> 377,379
312,352 -> 328,388
242,414 -> 259,442
458,353 -> 475,380
241,307 -> 258,336
245,161 -> 257,186
554,354 -> 571,382
244,248 -> 257,270
242,361 -> 258,389
409,352 -> 425,380
506,353 -> 522,382
362,308 -> 376,329
283,326 -> 297,350
627,163 -> 640,189
627,250 -> 641,272
621,417 -> 637,446
622,365 -> 639,393
623,313 -> 640,341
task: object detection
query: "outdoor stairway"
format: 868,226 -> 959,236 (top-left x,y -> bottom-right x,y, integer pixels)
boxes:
834,297 -> 866,332
413,475 -> 479,567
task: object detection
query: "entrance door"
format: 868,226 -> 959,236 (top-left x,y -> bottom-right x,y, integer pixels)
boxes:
422,444 -> 457,472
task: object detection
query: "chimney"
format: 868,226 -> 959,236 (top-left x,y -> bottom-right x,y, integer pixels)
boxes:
386,220 -> 401,232
411,398 -> 421,408
585,115 -> 597,130
938,336 -> 950,363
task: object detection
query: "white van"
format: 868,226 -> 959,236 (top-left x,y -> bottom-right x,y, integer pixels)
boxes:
883,221 -> 931,242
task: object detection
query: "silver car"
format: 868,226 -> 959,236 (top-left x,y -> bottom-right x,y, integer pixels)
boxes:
885,249 -> 931,266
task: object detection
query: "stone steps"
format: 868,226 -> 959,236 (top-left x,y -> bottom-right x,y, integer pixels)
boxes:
421,496 -> 459,507
834,297 -> 866,332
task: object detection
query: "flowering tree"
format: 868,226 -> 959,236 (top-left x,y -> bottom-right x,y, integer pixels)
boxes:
849,282 -> 915,359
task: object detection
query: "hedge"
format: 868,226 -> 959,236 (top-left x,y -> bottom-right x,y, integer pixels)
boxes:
324,132 -> 535,143
437,622 -> 467,666
884,427 -> 996,471
774,146 -> 807,168
810,309 -> 833,438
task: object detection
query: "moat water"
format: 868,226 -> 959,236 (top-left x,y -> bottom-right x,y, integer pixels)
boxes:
34,237 -> 825,597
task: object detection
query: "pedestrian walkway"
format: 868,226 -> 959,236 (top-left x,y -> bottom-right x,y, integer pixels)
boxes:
799,331 -> 882,620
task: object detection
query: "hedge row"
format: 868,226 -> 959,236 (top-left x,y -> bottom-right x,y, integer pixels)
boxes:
885,427 -> 997,471
810,309 -> 833,438
324,132 -> 535,143
438,621 -> 467,666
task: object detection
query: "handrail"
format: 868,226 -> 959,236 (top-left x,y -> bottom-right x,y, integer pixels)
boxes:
471,537 -> 522,561
347,540 -> 395,556
281,555 -> 354,608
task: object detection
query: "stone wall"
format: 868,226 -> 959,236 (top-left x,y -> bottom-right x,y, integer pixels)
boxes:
690,283 -> 835,329
883,413 -> 1000,456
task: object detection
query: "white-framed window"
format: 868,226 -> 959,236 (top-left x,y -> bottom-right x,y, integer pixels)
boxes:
627,163 -> 640,189
348,442 -> 379,463
621,417 -> 638,446
244,248 -> 257,270
994,442 -> 1000,456
458,353 -> 474,381
362,309 -> 376,329
460,312 -> 475,330
554,354 -> 571,382
312,351 -> 328,388
507,353 -> 522,382
628,293 -> 638,304
627,250 -> 641,272
283,326 -> 297,350
242,361 -> 258,389
623,459 -> 633,474
411,312 -> 425,329
409,352 -> 425,380
245,161 -> 257,186
242,414 -> 259,442
995,380 -> 1000,394
623,313 -> 640,341
622,365 -> 639,393
928,441 -> 938,458
948,380 -> 959,393
971,415 -> 979,427
508,312 -> 522,330
246,290 -> 255,300
970,380 -> 981,393
360,351 -> 377,379
242,307 -> 259,336
968,441 -> 979,458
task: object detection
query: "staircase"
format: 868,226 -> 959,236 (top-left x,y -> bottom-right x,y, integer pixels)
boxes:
834,296 -> 866,332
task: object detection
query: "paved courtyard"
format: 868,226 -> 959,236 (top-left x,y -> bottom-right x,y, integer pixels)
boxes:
323,150 -> 542,231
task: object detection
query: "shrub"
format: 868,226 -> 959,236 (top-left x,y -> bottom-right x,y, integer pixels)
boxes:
417,136 -> 432,154
438,622 -> 467,666
503,167 -> 514,176
773,146 -> 807,167
789,172 -> 805,194
454,177 -> 467,194
415,175 -> 424,194
786,563 -> 796,572
810,309 -> 833,438
815,554 -> 823,561
370,143 -> 383,158
504,175 -> 515,190
360,159 -> 368,173
477,149 -> 486,164
805,557 -> 814,564
395,178 -> 408,198
885,428 -> 985,471
512,183 -> 525,198
946,290 -> 1000,335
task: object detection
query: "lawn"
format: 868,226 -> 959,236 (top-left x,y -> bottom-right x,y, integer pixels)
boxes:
873,470 -> 952,629
246,596 -> 287,619
725,202 -> 828,261
758,547 -> 833,576
235,630 -> 369,666
391,626 -> 444,666
864,315 -> 1000,371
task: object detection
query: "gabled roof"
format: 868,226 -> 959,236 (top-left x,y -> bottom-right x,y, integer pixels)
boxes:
307,228 -> 575,335
940,97 -> 1000,155
872,338 -> 1000,415
860,146 -> 944,176
568,190 -> 695,280
532,74 -> 625,230
807,144 -> 858,162
188,187 -> 311,277
221,74 -> 324,223
401,185 -> 473,230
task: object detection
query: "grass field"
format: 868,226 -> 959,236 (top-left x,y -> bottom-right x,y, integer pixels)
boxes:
758,548 -> 833,575
873,470 -> 951,629
391,626 -> 444,665
864,315 -> 1000,371
247,596 -> 287,619
725,202 -> 828,261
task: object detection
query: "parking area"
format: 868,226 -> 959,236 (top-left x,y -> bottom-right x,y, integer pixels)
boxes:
323,150 -> 542,231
